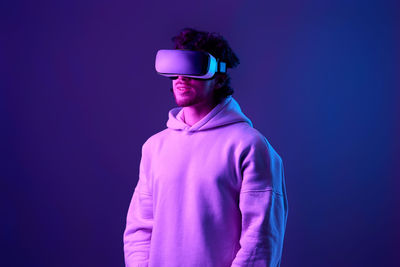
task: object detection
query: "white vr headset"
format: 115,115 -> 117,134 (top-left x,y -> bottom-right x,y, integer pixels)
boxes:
155,49 -> 227,79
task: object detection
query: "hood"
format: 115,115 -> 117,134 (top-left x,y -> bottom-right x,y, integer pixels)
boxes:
166,96 -> 253,132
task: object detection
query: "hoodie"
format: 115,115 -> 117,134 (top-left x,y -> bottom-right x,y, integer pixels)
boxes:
124,96 -> 288,267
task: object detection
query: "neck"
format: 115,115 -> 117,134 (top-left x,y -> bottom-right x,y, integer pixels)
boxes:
183,100 -> 217,126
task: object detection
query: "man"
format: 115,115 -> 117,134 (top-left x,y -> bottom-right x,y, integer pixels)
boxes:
124,28 -> 288,267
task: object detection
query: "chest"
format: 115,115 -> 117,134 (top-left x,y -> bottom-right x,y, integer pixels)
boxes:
150,132 -> 242,197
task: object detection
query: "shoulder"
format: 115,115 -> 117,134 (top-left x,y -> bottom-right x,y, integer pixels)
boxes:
226,123 -> 267,146
230,123 -> 283,163
141,128 -> 172,153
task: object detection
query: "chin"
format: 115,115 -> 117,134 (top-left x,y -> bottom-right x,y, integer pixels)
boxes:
174,94 -> 198,107
176,99 -> 196,107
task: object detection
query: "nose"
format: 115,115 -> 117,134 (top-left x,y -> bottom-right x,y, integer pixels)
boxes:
177,75 -> 190,81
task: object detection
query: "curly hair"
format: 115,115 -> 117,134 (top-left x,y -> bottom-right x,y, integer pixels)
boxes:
171,28 -> 240,103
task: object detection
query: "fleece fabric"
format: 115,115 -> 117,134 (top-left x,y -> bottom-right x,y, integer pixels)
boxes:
124,96 -> 288,267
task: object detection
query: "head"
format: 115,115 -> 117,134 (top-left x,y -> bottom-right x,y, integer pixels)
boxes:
170,28 -> 240,106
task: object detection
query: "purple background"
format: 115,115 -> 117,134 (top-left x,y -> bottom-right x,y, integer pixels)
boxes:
2,0 -> 399,266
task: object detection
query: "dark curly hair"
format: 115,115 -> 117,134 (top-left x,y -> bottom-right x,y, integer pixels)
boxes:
172,28 -> 240,103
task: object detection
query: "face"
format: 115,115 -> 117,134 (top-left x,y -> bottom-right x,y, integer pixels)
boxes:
171,76 -> 217,107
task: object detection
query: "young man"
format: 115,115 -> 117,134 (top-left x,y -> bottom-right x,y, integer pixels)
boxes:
124,28 -> 288,267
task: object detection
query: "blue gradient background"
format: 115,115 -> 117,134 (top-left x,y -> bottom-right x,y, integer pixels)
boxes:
2,0 -> 399,266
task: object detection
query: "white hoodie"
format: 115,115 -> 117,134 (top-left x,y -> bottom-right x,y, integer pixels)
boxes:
124,96 -> 288,267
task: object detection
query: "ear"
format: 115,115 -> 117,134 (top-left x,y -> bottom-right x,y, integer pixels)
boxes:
214,74 -> 227,89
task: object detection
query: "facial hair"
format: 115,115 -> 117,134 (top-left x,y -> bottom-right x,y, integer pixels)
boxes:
171,88 -> 202,107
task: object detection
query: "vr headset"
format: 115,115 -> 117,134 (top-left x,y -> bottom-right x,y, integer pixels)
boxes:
155,49 -> 227,79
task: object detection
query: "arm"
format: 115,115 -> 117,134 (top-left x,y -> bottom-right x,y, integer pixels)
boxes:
231,137 -> 288,267
123,143 -> 153,267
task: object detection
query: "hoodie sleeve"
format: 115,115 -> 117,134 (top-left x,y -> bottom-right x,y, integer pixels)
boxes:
123,142 -> 153,267
231,136 -> 288,267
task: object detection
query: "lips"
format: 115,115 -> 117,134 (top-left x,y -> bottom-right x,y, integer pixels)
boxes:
176,84 -> 191,92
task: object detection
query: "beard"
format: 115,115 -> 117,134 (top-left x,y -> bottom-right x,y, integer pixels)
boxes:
172,89 -> 201,107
